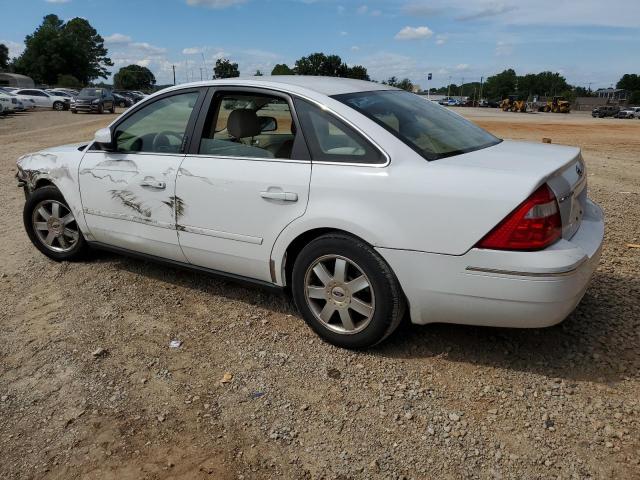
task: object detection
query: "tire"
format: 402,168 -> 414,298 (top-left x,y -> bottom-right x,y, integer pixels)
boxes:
23,186 -> 88,262
97,104 -> 104,114
291,233 -> 405,349
71,109 -> 78,114
110,104 -> 116,114
119,101 -> 126,108
53,101 -> 64,111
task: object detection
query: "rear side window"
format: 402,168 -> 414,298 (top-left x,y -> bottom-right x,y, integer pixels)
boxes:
294,98 -> 385,164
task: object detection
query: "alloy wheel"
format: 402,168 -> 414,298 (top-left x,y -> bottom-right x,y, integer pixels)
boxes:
31,200 -> 80,253
304,254 -> 375,334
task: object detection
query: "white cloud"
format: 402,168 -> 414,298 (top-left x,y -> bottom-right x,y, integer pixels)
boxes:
403,0 -> 640,28
45,0 -> 71,3
456,4 -> 516,21
1,40 -> 25,58
495,40 -> 514,56
370,9 -> 381,16
104,33 -> 132,44
394,26 -> 434,41
356,5 -> 368,14
351,46 -> 360,51
435,34 -> 447,45
340,31 -> 348,36
337,5 -> 345,14
182,47 -> 203,55
186,0 -> 246,7
455,63 -> 470,71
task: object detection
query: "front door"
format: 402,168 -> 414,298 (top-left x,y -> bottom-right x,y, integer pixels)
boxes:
176,89 -> 311,282
79,89 -> 203,261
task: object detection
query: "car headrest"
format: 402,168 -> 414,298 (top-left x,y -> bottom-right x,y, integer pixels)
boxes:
227,109 -> 261,139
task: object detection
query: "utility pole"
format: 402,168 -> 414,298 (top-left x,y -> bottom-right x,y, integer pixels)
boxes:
447,76 -> 452,98
172,65 -> 176,86
460,77 -> 464,98
479,76 -> 484,102
200,68 -> 204,81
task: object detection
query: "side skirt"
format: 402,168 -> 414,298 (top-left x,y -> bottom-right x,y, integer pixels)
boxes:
87,241 -> 284,293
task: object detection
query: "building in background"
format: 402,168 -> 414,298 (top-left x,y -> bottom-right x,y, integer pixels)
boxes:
0,73 -> 35,88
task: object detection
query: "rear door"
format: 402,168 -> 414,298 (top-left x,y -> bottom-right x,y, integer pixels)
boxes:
175,87 -> 311,282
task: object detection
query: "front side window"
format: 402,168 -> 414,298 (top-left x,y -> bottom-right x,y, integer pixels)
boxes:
333,90 -> 501,160
198,92 -> 297,159
294,98 -> 385,164
113,91 -> 199,154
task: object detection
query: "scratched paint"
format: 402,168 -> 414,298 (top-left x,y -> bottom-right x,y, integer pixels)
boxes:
109,190 -> 152,218
162,195 -> 186,220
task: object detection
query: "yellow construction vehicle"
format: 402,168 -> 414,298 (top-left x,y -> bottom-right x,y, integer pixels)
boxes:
500,95 -> 528,113
539,96 -> 571,113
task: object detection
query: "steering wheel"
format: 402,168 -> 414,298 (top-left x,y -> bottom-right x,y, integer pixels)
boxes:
152,131 -> 183,152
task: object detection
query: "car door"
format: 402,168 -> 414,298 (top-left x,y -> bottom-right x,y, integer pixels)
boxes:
79,88 -> 205,261
175,87 -> 311,282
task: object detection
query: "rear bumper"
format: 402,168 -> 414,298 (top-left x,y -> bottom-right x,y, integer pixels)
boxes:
377,199 -> 604,328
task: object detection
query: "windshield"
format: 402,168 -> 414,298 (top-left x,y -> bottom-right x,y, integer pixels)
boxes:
79,88 -> 103,97
333,90 -> 501,160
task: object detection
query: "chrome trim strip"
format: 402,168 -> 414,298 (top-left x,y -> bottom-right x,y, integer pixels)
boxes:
179,224 -> 263,245
465,261 -> 586,278
83,208 -> 175,230
183,154 -> 310,164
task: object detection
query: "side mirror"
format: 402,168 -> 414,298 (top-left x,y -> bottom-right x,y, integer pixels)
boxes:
259,116 -> 277,132
94,127 -> 113,149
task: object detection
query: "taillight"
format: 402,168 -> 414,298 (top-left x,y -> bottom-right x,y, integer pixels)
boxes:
476,184 -> 562,251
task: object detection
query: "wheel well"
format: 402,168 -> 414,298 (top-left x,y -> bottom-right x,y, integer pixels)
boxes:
283,228 -> 362,288
34,179 -> 55,189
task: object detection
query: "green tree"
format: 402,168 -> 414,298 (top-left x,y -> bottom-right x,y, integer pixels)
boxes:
13,14 -> 112,85
213,58 -> 239,79
396,78 -> 414,92
56,74 -> 82,89
616,74 -> 640,91
0,43 -> 8,71
113,65 -> 156,91
345,65 -> 369,80
271,63 -> 294,75
483,69 -> 517,100
629,90 -> 640,105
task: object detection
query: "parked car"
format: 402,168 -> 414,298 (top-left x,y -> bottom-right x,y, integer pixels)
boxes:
114,90 -> 144,104
15,77 -> 604,349
615,106 -> 640,119
0,91 -> 16,113
592,105 -> 619,118
112,92 -> 134,108
71,88 -> 115,114
13,88 -> 70,110
48,88 -> 80,97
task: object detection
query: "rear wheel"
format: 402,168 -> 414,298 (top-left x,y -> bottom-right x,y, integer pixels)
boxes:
53,101 -> 65,111
23,186 -> 88,261
291,233 -> 405,349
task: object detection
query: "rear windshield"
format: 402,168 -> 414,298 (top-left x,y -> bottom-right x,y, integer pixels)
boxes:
333,90 -> 501,160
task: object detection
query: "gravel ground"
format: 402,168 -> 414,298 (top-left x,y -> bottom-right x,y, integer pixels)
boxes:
0,108 -> 639,479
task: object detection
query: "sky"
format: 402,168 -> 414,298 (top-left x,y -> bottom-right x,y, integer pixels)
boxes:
1,0 -> 639,89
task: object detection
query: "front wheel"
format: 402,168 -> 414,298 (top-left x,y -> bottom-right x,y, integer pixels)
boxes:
53,101 -> 65,111
291,233 -> 405,349
23,186 -> 88,261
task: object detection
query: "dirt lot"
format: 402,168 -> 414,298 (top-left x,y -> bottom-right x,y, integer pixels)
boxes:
1,108 -> 638,479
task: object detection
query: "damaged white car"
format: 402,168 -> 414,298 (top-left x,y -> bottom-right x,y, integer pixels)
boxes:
16,77 -> 604,348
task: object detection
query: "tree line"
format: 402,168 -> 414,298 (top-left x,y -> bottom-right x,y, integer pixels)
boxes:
1,14 -> 639,103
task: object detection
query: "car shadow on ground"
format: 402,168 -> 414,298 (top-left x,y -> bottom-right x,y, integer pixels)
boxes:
93,250 -> 638,385
375,271 -> 639,384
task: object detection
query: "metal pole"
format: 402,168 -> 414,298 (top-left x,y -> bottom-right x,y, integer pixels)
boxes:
172,65 -> 176,85
447,76 -> 451,98
479,76 -> 483,102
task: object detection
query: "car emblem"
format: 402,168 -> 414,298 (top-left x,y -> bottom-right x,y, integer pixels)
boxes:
576,163 -> 584,177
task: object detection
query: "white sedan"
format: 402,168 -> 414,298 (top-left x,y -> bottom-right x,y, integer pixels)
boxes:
15,77 -> 604,348
13,88 -> 69,110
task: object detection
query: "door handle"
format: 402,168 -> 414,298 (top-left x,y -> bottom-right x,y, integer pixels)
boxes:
140,179 -> 166,190
260,191 -> 298,202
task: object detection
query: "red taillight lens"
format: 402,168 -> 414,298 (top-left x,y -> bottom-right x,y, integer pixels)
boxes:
476,184 -> 562,251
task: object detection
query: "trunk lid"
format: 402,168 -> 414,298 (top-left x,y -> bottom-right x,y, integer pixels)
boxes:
442,140 -> 587,240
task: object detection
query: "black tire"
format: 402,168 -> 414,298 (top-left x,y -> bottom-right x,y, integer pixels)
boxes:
97,104 -> 104,114
23,186 -> 88,262
71,109 -> 78,114
291,233 -> 405,349
110,104 -> 116,114
53,101 -> 65,111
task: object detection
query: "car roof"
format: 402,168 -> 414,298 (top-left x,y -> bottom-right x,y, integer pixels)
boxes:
160,76 -> 397,98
